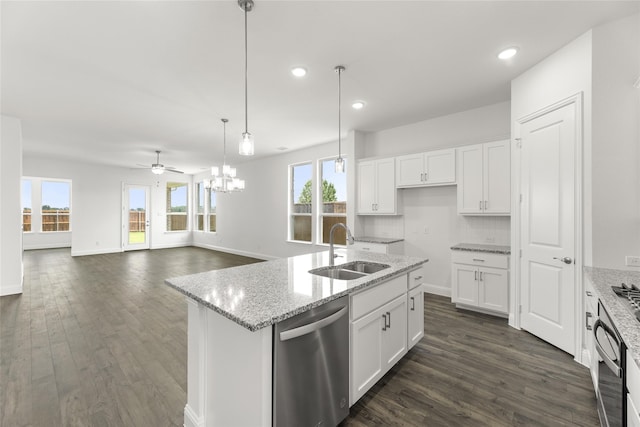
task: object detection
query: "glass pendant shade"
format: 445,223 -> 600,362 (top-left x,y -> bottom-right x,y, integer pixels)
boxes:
335,157 -> 345,173
239,132 -> 254,156
211,166 -> 219,176
151,166 -> 164,175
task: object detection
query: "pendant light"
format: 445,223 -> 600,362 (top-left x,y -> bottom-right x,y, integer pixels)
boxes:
238,0 -> 255,156
334,65 -> 345,173
204,118 -> 245,193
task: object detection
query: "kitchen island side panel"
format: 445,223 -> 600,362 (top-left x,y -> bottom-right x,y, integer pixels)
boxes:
186,298 -> 272,427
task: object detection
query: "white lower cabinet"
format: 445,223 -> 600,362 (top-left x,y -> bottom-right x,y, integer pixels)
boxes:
350,267 -> 425,405
627,349 -> 640,427
451,251 -> 509,316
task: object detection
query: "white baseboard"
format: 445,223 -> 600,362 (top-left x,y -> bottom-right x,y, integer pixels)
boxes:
71,247 -> 123,257
23,243 -> 72,250
424,282 -> 451,298
192,242 -> 277,261
184,404 -> 203,427
151,242 -> 192,250
0,283 -> 23,296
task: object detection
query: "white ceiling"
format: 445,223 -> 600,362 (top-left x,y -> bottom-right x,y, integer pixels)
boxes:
2,1 -> 638,174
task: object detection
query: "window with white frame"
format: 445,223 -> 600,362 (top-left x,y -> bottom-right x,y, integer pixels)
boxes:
195,182 -> 205,231
208,189 -> 217,233
41,180 -> 71,232
289,162 -> 312,242
22,179 -> 32,232
319,158 -> 347,244
166,182 -> 188,231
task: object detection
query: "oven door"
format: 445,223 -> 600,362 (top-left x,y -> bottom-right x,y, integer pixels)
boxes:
594,303 -> 625,427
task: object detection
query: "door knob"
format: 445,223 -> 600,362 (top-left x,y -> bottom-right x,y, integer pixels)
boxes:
553,256 -> 573,265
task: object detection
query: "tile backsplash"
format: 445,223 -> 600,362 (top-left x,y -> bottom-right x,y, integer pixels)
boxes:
456,215 -> 511,245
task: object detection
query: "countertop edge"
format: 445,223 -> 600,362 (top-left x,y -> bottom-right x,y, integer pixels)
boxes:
450,243 -> 511,255
166,254 -> 428,332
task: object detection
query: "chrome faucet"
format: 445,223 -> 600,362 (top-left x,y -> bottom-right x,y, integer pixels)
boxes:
329,223 -> 354,267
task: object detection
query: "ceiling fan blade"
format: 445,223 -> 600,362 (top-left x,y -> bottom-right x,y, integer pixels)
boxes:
165,168 -> 184,174
135,164 -> 152,168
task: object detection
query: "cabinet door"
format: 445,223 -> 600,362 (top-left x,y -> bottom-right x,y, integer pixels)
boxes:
483,140 -> 510,214
381,296 -> 408,369
357,161 -> 376,214
424,148 -> 455,184
477,267 -> 508,314
375,158 -> 396,213
351,306 -> 385,404
452,263 -> 478,305
457,144 -> 484,214
395,154 -> 424,187
407,286 -> 424,349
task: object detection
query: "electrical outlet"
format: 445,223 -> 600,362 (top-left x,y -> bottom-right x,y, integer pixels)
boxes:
485,237 -> 495,243
626,256 -> 640,267
423,227 -> 430,235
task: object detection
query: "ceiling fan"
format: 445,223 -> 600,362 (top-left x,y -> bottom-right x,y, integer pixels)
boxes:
136,150 -> 184,175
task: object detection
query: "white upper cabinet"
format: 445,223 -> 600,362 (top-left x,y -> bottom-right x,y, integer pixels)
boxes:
457,140 -> 510,215
395,148 -> 456,188
357,158 -> 397,215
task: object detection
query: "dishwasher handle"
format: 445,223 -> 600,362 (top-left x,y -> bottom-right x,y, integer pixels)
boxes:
279,306 -> 348,341
593,319 -> 622,377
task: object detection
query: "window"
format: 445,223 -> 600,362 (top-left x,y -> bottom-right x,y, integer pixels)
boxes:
195,182 -> 205,231
166,182 -> 188,231
289,162 -> 312,242
208,189 -> 217,233
22,179 -> 32,232
319,158 -> 347,245
41,180 -> 71,232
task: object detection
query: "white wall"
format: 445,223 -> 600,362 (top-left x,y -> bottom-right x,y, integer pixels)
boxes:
1,115 -> 24,296
23,155 -> 193,256
360,102 -> 511,296
192,133 -> 356,260
591,13 -> 640,269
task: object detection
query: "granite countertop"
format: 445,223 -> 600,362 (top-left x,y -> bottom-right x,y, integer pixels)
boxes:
166,250 -> 428,332
450,243 -> 511,255
354,236 -> 404,244
584,267 -> 640,367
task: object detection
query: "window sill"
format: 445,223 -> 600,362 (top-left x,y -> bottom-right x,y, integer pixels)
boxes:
287,240 -> 314,245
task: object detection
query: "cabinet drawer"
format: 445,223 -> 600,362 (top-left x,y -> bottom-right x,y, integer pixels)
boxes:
627,349 -> 640,411
451,251 -> 508,269
408,266 -> 426,290
351,275 -> 406,320
352,241 -> 388,254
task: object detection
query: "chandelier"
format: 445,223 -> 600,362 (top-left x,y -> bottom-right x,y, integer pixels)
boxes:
204,119 -> 245,193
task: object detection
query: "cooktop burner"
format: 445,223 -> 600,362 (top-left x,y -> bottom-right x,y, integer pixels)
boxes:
611,283 -> 640,322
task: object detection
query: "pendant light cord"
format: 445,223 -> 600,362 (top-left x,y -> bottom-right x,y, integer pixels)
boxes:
222,118 -> 227,164
244,6 -> 249,134
338,67 -> 342,158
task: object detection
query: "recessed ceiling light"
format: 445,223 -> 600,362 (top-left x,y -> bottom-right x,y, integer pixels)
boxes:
291,67 -> 307,77
498,47 -> 518,60
352,101 -> 365,110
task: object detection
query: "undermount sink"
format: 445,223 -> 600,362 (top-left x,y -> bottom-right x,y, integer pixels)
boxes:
340,261 -> 390,274
309,261 -> 391,280
309,267 -> 367,280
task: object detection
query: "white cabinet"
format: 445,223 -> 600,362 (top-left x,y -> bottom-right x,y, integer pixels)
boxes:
352,240 -> 403,255
457,140 -> 510,215
628,349 -> 640,427
350,267 -> 426,405
396,148 -> 455,188
357,158 -> 397,214
584,276 -> 598,391
451,251 -> 509,316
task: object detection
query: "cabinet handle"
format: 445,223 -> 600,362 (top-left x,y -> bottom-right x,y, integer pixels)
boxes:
414,275 -> 423,281
382,314 -> 387,331
586,312 -> 593,330
479,271 -> 483,281
472,258 -> 485,262
484,200 -> 488,210
420,173 -> 424,181
475,271 -> 478,281
361,247 -> 370,251
386,311 -> 391,328
410,296 -> 415,311
372,203 -> 375,211
479,200 -> 483,210
424,172 -> 428,181
586,291 -> 592,297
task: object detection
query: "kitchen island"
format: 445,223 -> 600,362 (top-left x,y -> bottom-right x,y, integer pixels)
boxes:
166,249 -> 428,427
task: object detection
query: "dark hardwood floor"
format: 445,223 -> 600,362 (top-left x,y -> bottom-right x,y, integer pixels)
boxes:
1,248 -> 598,426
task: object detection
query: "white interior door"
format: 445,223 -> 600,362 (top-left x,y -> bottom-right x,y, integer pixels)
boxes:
124,185 -> 150,251
519,102 -> 577,355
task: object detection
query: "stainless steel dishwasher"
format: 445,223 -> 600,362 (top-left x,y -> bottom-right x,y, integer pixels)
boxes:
273,296 -> 349,427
